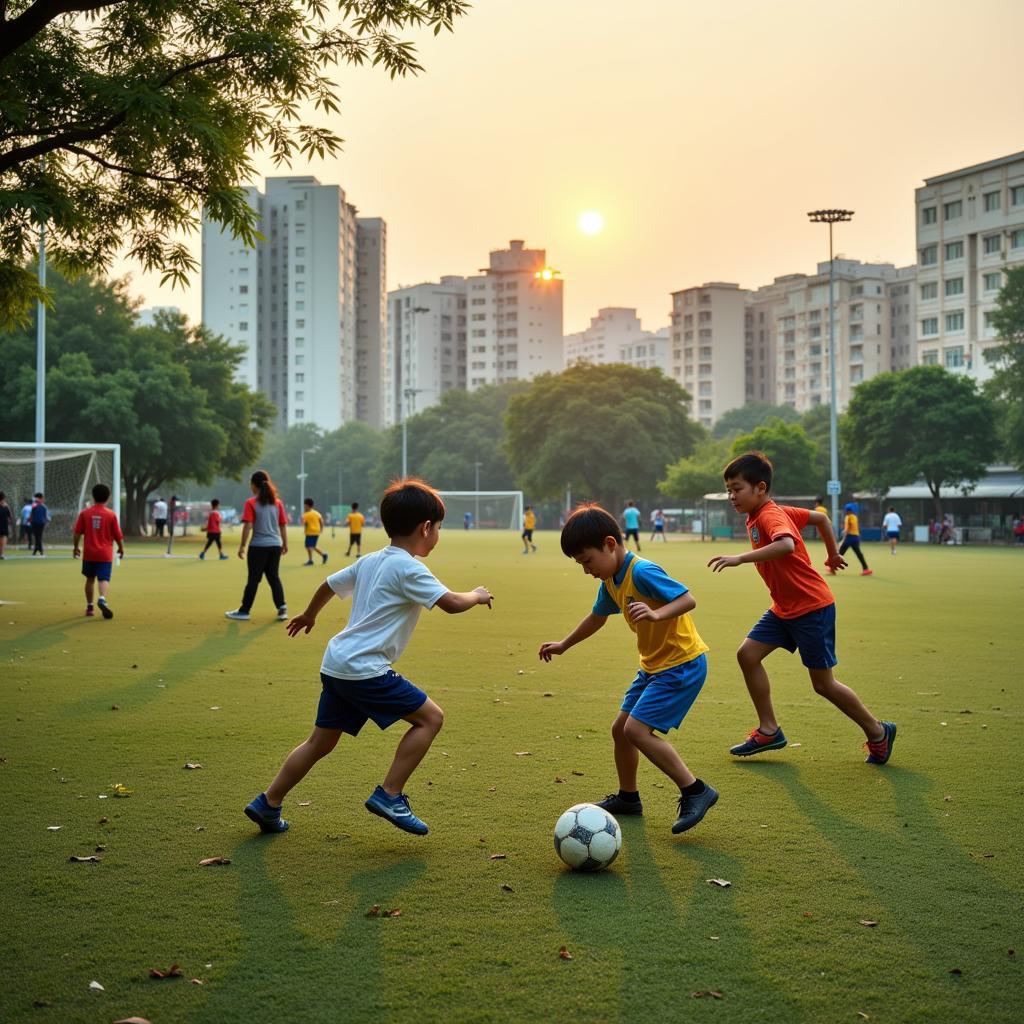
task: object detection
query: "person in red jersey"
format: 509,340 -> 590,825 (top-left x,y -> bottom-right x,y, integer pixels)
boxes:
200,498 -> 229,560
72,483 -> 125,619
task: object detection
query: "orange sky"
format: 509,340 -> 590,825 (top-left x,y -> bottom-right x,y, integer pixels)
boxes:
116,0 -> 1024,334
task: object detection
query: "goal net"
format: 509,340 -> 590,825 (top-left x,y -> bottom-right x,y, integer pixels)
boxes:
0,442 -> 120,546
437,491 -> 524,530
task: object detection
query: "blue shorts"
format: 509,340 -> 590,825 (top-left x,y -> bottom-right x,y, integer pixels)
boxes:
81,560 -> 112,582
316,670 -> 427,735
748,604 -> 837,669
304,534 -> 320,548
887,530 -> 899,539
620,654 -> 707,733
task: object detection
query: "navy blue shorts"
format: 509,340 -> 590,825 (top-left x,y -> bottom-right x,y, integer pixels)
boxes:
81,560 -> 112,581
748,604 -> 837,669
304,534 -> 320,548
620,654 -> 707,733
316,670 -> 427,735
887,530 -> 899,539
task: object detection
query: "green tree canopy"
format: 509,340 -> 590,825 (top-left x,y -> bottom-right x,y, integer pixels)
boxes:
0,267 -> 274,532
712,401 -> 800,439
841,364 -> 998,517
659,435 -> 732,502
505,364 -> 702,506
984,264 -> 1024,470
0,0 -> 468,328
730,419 -> 821,496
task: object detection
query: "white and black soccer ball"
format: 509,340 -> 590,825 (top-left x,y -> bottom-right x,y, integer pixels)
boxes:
553,803 -> 622,871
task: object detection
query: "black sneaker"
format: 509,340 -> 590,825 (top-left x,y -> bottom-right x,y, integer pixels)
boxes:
595,792 -> 643,816
671,784 -> 719,834
97,598 -> 113,620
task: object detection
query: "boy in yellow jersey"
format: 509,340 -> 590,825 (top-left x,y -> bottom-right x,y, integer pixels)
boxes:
838,502 -> 872,576
539,504 -> 717,835
521,504 -> 537,554
302,498 -> 328,566
345,501 -> 365,558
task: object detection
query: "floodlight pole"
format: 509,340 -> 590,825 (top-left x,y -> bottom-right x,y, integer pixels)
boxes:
35,223 -> 46,493
474,461 -> 482,528
299,447 -> 317,513
808,209 -> 854,537
399,305 -> 430,479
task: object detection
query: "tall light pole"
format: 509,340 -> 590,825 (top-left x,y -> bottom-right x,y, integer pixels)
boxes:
401,388 -> 423,478
807,208 -> 854,536
299,446 -> 317,514
35,223 -> 46,493
474,460 -> 482,529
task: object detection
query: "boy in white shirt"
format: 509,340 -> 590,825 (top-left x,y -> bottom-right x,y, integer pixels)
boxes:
881,506 -> 902,555
245,479 -> 493,837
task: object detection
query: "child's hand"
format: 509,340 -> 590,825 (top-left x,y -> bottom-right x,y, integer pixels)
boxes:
286,612 -> 316,636
474,586 -> 493,609
72,548 -> 80,559
825,553 -> 848,572
538,641 -> 566,662
237,546 -> 245,560
707,554 -> 743,573
627,599 -> 659,623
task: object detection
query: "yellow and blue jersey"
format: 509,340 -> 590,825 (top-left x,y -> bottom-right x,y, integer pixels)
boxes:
593,553 -> 708,673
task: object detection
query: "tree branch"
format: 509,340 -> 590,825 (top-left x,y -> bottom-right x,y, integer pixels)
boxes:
0,0 -> 127,61
65,143 -> 202,190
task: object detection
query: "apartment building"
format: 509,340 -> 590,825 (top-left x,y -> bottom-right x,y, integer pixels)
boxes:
355,218 -> 387,428
564,307 -> 644,366
887,265 -> 917,372
619,327 -> 670,372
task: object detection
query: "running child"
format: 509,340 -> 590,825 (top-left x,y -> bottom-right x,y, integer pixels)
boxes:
302,498 -> 328,566
649,509 -> 666,542
881,506 -> 902,555
836,502 -> 872,575
345,501 -> 365,558
539,504 -> 717,835
244,479 -> 493,837
521,505 -> 537,554
621,500 -> 642,551
72,484 -> 125,619
708,451 -> 895,765
200,499 -> 228,560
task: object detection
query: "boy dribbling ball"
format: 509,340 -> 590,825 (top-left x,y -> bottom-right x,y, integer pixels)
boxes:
245,479 -> 493,837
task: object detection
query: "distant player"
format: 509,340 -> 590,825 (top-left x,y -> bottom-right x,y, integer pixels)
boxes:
152,496 -> 168,537
539,504 -> 718,836
839,502 -> 872,576
302,498 -> 328,566
521,505 -> 537,554
622,500 -> 642,551
29,492 -> 49,556
19,496 -> 32,549
345,501 -> 365,558
0,492 -> 11,559
707,451 -> 895,765
73,484 -> 125,619
200,499 -> 228,560
881,506 -> 902,555
649,508 -> 666,542
243,479 -> 493,837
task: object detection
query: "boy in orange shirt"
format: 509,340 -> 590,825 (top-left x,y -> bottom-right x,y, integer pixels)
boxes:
708,452 -> 895,764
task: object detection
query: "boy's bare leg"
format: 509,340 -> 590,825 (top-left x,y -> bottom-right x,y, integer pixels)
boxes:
623,717 -> 696,789
382,698 -> 444,795
84,578 -> 94,604
610,710 -> 640,790
737,638 -> 781,734
265,726 -> 342,806
98,579 -> 110,599
808,668 -> 882,739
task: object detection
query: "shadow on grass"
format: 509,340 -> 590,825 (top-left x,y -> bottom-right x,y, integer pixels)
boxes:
193,836 -> 426,1024
553,817 -> 806,1021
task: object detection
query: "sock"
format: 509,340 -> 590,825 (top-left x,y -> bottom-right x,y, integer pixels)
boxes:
98,596 -> 107,604
757,727 -> 779,737
617,789 -> 641,803
681,779 -> 706,797
259,792 -> 282,813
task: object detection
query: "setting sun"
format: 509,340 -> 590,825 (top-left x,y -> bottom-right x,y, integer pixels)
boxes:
578,210 -> 604,235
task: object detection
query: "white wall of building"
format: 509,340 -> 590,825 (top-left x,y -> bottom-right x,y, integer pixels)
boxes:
564,307 -> 644,366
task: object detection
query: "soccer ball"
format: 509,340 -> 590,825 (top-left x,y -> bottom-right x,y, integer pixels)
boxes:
553,803 -> 622,871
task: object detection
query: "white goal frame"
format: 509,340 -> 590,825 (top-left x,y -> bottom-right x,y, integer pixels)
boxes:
437,490 -> 524,530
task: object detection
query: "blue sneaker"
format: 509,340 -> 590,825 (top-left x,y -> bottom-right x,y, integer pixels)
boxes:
199,551 -> 205,560
244,793 -> 289,834
865,721 -> 897,764
672,783 -> 719,834
364,785 -> 428,835
730,726 -> 787,757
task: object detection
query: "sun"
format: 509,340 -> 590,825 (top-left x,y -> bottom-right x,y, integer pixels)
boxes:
578,210 -> 604,236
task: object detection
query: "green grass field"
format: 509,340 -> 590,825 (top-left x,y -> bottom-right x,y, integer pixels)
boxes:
2,530 -> 1021,1023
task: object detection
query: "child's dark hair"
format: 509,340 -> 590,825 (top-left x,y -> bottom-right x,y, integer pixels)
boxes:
304,497 -> 314,507
91,483 -> 111,503
351,501 -> 359,511
211,498 -> 220,508
379,479 -> 445,538
723,451 -> 773,491
560,504 -> 622,557
250,469 -> 277,506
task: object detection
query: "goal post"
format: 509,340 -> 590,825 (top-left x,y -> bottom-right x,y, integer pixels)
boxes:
0,442 -> 121,545
437,491 -> 524,530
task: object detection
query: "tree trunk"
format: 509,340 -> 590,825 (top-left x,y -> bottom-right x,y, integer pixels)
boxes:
122,472 -> 164,536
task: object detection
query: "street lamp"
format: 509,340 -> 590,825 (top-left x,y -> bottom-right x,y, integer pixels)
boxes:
474,460 -> 482,529
299,446 -> 318,513
807,208 -> 854,537
399,305 -> 430,478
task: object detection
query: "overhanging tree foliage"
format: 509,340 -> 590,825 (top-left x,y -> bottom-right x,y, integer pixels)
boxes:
984,264 -> 1024,471
0,0 -> 469,328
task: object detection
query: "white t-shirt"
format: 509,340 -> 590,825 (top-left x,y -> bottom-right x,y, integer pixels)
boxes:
320,546 -> 448,680
153,500 -> 168,519
882,512 -> 902,532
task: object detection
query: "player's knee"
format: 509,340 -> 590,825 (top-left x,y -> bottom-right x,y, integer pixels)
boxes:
622,717 -> 650,745
810,674 -> 834,696
736,644 -> 759,671
610,716 -> 628,742
424,702 -> 444,734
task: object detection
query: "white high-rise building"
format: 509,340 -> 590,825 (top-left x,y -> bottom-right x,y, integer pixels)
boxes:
914,151 -> 1024,380
356,218 -> 387,428
619,327 -> 670,373
564,307 -> 644,366
888,265 -> 917,372
201,176 -> 386,431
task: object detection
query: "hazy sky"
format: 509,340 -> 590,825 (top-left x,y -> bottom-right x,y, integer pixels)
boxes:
118,0 -> 1024,334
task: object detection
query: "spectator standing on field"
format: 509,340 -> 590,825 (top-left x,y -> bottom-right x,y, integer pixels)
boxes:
152,496 -> 168,537
29,492 -> 50,556
200,499 -> 228,560
19,497 -> 32,549
622,500 -> 642,552
1012,517 -> 1024,546
0,492 -> 11,559
225,470 -> 289,621
881,506 -> 902,555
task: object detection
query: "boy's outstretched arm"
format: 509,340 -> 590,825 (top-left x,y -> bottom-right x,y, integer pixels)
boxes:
627,592 -> 696,622
286,581 -> 336,636
808,510 -> 847,571
708,536 -> 795,572
539,612 -> 607,661
436,587 -> 493,613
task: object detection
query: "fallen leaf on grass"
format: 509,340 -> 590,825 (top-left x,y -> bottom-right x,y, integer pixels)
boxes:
487,786 -> 496,792
706,878 -> 731,888
859,920 -> 878,927
111,705 -> 119,711
692,990 -> 724,999
514,751 -> 532,756
148,964 -> 183,980
543,692 -> 554,697
856,1013 -> 870,1021
558,946 -> 573,960
198,857 -> 231,867
489,853 -> 507,860
190,978 -> 203,985
209,706 -> 221,711
69,855 -> 101,863
46,825 -> 61,831
554,776 -> 565,783
95,845 -> 106,852
943,795 -> 953,802
324,833 -> 351,842
183,763 -> 203,770
366,904 -> 381,917
114,1018 -> 153,1023
298,801 -> 312,807
88,980 -> 104,991
384,908 -> 402,918
501,884 -> 514,893
111,783 -> 132,797
99,817 -> 109,824
803,912 -> 813,918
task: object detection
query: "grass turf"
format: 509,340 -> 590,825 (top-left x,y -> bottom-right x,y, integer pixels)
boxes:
2,530 -> 1021,1023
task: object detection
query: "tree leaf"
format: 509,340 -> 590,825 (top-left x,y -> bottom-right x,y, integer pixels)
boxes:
148,964 -> 183,979
706,878 -> 732,888
69,855 -> 101,863
859,919 -> 878,927
558,946 -> 573,960
183,762 -> 203,770
198,856 -> 230,866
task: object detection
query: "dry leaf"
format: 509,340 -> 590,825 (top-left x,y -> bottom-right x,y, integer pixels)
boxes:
501,884 -> 514,892
88,980 -> 105,991
803,911 -> 813,918
515,751 -> 532,756
487,786 -> 496,792
184,763 -> 203,770
99,817 -> 109,824
543,692 -> 553,697
571,770 -> 585,776
198,856 -> 231,866
859,919 -> 878,927
554,776 -> 565,783
489,853 -> 507,860
114,1018 -> 153,1023
111,705 -> 119,711
148,964 -> 183,980
46,825 -> 61,831
558,946 -> 573,960
111,783 -> 132,797
95,845 -> 106,852
69,855 -> 101,863
384,908 -> 402,918
948,967 -> 962,975
943,795 -> 953,802
692,990 -> 724,999
366,904 -> 381,917
298,801 -> 312,806
856,1013 -> 870,1021
190,978 -> 204,985
707,878 -> 732,888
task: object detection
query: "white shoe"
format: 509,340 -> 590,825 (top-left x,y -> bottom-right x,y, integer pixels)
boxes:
276,606 -> 288,621
225,609 -> 250,620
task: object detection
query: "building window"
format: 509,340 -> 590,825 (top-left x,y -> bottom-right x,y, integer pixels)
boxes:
983,311 -> 996,331
921,206 -> 937,225
943,200 -> 962,221
983,234 -> 1001,255
944,277 -> 964,297
944,346 -> 964,369
295,281 -> 305,293
983,191 -> 1001,212
295,391 -> 304,401
295,265 -> 305,274
294,409 -> 304,420
921,317 -> 939,337
1012,185 -> 1024,206
295,247 -> 305,257
922,349 -> 939,365
295,355 -> 304,365
295,319 -> 305,328
1012,229 -> 1024,249
239,285 -> 249,295
944,240 -> 964,261
983,272 -> 1002,292
920,245 -> 938,266
295,373 -> 304,383
920,281 -> 938,301
945,310 -> 965,333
